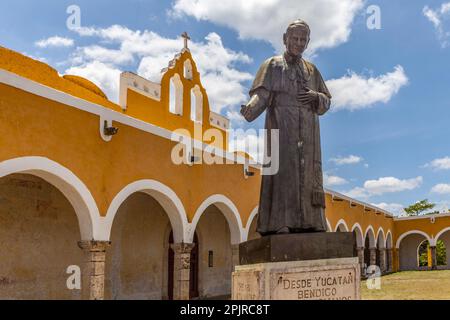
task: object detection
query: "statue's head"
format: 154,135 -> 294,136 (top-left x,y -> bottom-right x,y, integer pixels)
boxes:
283,20 -> 310,57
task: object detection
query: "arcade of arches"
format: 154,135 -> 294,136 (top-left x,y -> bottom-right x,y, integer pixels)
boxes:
2,45 -> 450,300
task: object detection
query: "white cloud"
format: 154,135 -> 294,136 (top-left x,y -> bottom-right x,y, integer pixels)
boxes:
364,176 -> 423,195
226,110 -> 245,124
424,157 -> 450,170
330,155 -> 362,165
69,25 -> 252,111
170,0 -> 364,54
326,66 -> 409,111
424,6 -> 441,28
434,200 -> 450,214
35,36 -> 74,48
324,173 -> 348,187
372,202 -> 406,216
65,61 -> 122,102
73,46 -> 135,65
431,183 -> 450,195
344,176 -> 423,199
344,187 -> 369,200
423,3 -> 450,48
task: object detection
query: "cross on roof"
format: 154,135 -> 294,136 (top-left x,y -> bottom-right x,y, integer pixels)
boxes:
181,32 -> 190,50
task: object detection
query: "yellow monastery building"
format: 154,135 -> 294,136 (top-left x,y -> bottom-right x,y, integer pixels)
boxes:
1,43 -> 450,300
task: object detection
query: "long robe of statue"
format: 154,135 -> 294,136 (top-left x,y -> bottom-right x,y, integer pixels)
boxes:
242,53 -> 332,235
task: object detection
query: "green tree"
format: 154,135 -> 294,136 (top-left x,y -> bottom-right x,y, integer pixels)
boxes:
404,199 -> 436,216
418,240 -> 429,267
418,240 -> 447,267
437,240 -> 447,266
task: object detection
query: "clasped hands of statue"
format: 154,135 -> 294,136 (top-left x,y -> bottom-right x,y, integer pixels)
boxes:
297,87 -> 320,110
241,87 -> 320,119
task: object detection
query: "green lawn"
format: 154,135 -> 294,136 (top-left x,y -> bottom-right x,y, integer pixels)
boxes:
361,270 -> 450,300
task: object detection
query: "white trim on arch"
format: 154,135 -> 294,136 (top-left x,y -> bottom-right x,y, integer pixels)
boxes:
326,219 -> 332,232
243,206 -> 259,241
385,230 -> 393,249
395,230 -> 433,248
189,194 -> 244,245
104,179 -> 188,243
334,219 -> 349,232
0,156 -> 100,240
365,225 -> 376,248
376,228 -> 386,248
351,223 -> 364,247
435,227 -> 450,243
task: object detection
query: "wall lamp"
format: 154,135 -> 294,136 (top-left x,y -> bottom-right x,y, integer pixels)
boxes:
104,120 -> 119,136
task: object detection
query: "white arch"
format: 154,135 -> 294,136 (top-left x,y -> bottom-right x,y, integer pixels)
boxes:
104,180 -> 188,243
334,219 -> 349,232
169,74 -> 183,115
0,156 -> 100,240
365,225 -> 376,248
190,194 -> 244,245
396,230 -> 433,249
351,223 -> 364,247
435,227 -> 450,243
376,228 -> 386,248
243,206 -> 259,241
326,219 -> 332,232
385,231 -> 393,249
190,85 -> 203,123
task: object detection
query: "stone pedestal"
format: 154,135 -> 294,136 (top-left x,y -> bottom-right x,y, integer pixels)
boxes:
239,232 -> 356,265
232,258 -> 360,300
234,232 -> 360,300
171,243 -> 195,300
78,241 -> 110,300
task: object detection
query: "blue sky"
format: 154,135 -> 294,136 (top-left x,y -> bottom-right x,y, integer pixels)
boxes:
1,0 -> 450,215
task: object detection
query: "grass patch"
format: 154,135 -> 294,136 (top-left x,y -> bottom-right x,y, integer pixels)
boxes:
361,270 -> 450,300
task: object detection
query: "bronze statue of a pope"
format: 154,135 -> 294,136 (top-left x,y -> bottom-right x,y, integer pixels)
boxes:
241,20 -> 332,236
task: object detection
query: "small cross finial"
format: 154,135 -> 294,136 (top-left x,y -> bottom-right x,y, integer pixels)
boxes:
181,31 -> 190,50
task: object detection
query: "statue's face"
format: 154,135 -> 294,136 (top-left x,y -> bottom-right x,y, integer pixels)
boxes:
284,27 -> 310,57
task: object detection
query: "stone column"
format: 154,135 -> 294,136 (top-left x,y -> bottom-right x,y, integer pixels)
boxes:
78,241 -> 110,300
430,246 -> 437,270
231,244 -> 240,272
356,247 -> 365,277
378,248 -> 387,273
386,249 -> 393,272
369,247 -> 377,267
171,243 -> 195,300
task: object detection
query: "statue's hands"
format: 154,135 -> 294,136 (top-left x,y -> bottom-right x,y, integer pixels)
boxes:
297,87 -> 319,107
240,104 -> 253,120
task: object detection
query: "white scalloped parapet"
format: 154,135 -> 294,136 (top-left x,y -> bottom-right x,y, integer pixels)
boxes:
119,72 -> 161,110
161,50 -> 188,75
209,111 -> 230,131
